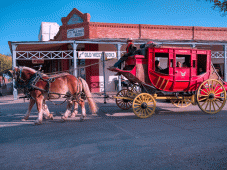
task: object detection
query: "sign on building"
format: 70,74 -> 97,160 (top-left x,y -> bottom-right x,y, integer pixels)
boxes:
78,51 -> 116,59
67,27 -> 84,38
32,57 -> 44,64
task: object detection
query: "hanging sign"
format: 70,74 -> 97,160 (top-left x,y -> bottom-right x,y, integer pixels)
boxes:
67,27 -> 84,38
32,57 -> 44,64
78,51 -> 116,59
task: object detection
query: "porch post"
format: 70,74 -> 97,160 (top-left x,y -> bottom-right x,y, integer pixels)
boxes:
73,43 -> 78,77
116,44 -> 122,91
12,44 -> 18,100
224,45 -> 227,82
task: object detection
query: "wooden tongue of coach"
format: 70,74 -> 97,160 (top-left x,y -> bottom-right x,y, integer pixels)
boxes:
110,46 -> 227,118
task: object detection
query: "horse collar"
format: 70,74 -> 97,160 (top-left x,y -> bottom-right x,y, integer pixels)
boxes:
19,68 -> 23,79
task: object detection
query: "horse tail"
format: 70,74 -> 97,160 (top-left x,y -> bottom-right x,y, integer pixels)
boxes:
79,78 -> 98,114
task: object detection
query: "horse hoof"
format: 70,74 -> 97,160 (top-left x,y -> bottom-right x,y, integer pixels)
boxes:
34,120 -> 42,125
80,117 -> 85,122
70,114 -> 77,118
49,114 -> 54,120
61,116 -> 67,121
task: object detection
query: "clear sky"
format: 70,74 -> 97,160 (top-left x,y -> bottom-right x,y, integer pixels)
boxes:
0,0 -> 226,55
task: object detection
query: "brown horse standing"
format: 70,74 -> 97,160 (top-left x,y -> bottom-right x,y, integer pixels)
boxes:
11,66 -> 98,125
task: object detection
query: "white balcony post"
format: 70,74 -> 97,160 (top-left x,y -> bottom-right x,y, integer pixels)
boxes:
224,45 -> 227,82
115,44 -> 122,91
73,43 -> 78,77
12,44 -> 18,100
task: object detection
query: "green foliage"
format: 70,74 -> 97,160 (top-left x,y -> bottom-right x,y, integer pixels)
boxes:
207,0 -> 227,15
0,54 -> 12,73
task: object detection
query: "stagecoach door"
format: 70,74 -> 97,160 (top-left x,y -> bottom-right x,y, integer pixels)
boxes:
174,51 -> 192,82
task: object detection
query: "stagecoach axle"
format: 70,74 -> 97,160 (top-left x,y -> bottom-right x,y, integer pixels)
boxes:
208,93 -> 215,99
141,102 -> 147,109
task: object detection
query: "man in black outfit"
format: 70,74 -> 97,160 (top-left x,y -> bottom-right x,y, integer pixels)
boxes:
110,38 -> 137,69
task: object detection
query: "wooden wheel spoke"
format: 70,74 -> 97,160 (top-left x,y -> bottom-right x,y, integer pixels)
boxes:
116,89 -> 133,110
213,82 -> 218,92
200,99 -> 208,107
205,100 -> 209,110
199,94 -> 209,97
209,100 -> 212,112
201,89 -> 209,95
211,101 -> 216,111
171,98 -> 191,108
207,81 -> 211,92
147,101 -> 154,105
214,98 -> 223,104
177,100 -> 180,106
145,109 -> 149,116
202,84 -> 209,93
117,101 -> 123,105
211,80 -> 214,91
135,107 -> 142,113
134,102 -> 140,107
215,97 -> 225,100
134,105 -> 140,108
198,97 -> 207,102
138,96 -> 143,103
214,86 -> 222,94
146,107 -> 153,113
133,93 -> 156,118
213,100 -> 220,108
214,91 -> 224,96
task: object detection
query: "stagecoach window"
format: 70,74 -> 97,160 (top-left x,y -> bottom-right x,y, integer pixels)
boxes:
155,53 -> 169,74
197,54 -> 207,74
176,55 -> 191,67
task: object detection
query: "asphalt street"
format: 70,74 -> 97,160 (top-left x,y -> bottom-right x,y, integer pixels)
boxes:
1,93 -> 227,170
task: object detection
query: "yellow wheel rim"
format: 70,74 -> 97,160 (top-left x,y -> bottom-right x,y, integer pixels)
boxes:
132,93 -> 156,118
170,98 -> 191,108
116,89 -> 132,110
197,79 -> 226,114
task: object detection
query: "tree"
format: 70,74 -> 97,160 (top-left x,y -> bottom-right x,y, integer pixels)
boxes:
0,54 -> 12,73
207,0 -> 227,15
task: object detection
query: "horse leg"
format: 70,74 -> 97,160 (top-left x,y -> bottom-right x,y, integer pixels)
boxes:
22,98 -> 35,121
70,101 -> 78,118
42,101 -> 53,120
34,96 -> 44,125
79,100 -> 86,121
61,101 -> 73,121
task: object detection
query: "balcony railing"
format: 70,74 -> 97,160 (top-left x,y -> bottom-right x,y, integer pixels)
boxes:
211,51 -> 225,58
15,50 -> 226,59
16,51 -> 73,60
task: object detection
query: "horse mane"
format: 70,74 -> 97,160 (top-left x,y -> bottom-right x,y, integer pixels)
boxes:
20,66 -> 37,74
19,66 -> 70,78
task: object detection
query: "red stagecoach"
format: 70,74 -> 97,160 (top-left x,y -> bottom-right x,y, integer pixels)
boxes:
109,45 -> 227,118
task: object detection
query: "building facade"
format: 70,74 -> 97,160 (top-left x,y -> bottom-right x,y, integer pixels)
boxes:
9,8 -> 227,94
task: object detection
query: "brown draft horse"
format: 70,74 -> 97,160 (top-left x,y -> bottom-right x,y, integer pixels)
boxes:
11,66 -> 98,125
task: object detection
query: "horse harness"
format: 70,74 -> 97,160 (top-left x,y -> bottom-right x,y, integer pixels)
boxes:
15,68 -> 86,103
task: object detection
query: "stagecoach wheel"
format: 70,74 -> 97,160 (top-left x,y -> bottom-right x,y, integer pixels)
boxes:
128,83 -> 141,93
132,93 -> 156,118
170,97 -> 191,108
116,89 -> 132,110
197,79 -> 226,114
